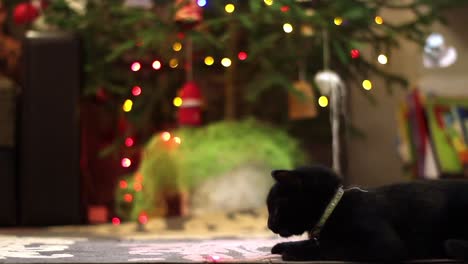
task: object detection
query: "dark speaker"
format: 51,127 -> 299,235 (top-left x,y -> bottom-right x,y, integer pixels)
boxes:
18,31 -> 81,225
0,78 -> 17,226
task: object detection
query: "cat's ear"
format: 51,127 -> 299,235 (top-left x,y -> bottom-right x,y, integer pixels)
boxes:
271,170 -> 301,185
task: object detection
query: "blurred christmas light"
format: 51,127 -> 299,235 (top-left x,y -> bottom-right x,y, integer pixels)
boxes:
174,137 -> 181,144
169,58 -> 179,68
138,213 -> 148,224
135,173 -> 143,182
132,86 -> 142,96
119,180 -> 128,189
283,23 -> 293,33
197,0 -> 206,7
123,99 -> 133,112
225,3 -> 235,13
134,182 -> 143,192
280,6 -> 289,12
124,193 -> 133,203
378,54 -> 388,64
161,132 -> 171,141
221,58 -> 232,67
318,96 -> 329,107
152,60 -> 162,70
173,97 -> 183,107
204,56 -> 215,66
264,0 -> 273,6
112,217 -> 121,226
121,158 -> 132,168
238,51 -> 248,61
362,80 -> 373,90
351,49 -> 360,59
173,42 -> 182,52
131,62 -> 141,72
334,17 -> 343,26
375,16 -> 384,25
125,137 -> 134,147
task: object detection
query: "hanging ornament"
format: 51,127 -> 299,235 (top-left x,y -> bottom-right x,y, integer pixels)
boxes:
289,80 -> 318,120
124,0 -> 153,9
177,81 -> 203,126
13,2 -> 39,25
314,70 -> 343,96
423,32 -> 457,68
174,0 -> 203,30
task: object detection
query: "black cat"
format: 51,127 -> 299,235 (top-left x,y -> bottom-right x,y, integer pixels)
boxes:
267,165 -> 468,262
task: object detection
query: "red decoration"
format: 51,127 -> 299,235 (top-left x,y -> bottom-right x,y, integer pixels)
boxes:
177,81 -> 202,126
138,212 -> 148,224
351,49 -> 360,59
175,0 -> 202,28
280,6 -> 290,12
125,137 -> 135,147
13,2 -> 39,25
238,51 -> 248,61
112,217 -> 121,226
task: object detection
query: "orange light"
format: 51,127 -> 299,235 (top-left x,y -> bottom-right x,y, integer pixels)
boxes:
121,158 -> 132,168
124,193 -> 133,203
131,62 -> 141,72
112,217 -> 121,225
134,182 -> 143,192
119,180 -> 128,189
135,173 -> 143,182
161,132 -> 171,141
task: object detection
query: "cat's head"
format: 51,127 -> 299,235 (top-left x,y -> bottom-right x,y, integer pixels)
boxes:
266,165 -> 342,237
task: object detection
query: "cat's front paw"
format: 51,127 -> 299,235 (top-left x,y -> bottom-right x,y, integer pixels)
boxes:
271,242 -> 288,254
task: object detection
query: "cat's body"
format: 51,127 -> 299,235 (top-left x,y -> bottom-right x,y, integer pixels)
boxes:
267,166 -> 468,262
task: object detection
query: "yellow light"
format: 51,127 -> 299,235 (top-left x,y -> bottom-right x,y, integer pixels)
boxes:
378,54 -> 388,65
169,58 -> 179,68
173,42 -> 182,52
225,4 -> 235,13
123,99 -> 133,112
221,58 -> 232,67
375,16 -> 384,25
264,0 -> 273,6
204,56 -> 215,66
161,132 -> 171,142
318,96 -> 329,107
334,17 -> 343,26
362,80 -> 373,90
283,23 -> 293,33
174,137 -> 181,144
173,97 -> 183,107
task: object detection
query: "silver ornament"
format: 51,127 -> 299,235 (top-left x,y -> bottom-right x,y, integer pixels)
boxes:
314,70 -> 343,96
423,33 -> 457,68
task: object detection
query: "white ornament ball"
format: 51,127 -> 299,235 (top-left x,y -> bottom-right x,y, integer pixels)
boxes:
314,70 -> 343,96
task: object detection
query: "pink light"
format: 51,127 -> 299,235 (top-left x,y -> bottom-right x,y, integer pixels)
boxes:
138,213 -> 148,224
132,86 -> 142,96
121,158 -> 132,168
112,217 -> 121,226
131,62 -> 141,72
125,137 -> 134,147
238,51 -> 248,61
152,60 -> 162,70
124,193 -> 133,203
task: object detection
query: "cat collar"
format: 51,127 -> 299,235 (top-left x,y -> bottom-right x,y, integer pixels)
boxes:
308,186 -> 344,240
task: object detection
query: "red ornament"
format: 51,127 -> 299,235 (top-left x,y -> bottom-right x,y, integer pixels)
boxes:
280,6 -> 290,12
175,0 -> 202,28
238,51 -> 248,61
13,2 -> 39,25
177,81 -> 202,126
351,49 -> 360,59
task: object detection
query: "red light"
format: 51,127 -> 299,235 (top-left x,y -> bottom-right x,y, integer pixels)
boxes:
134,182 -> 143,192
124,193 -> 133,203
119,180 -> 128,189
125,137 -> 134,147
280,6 -> 290,12
131,62 -> 141,72
132,86 -> 142,96
112,217 -> 121,225
138,213 -> 148,224
177,32 -> 185,39
121,158 -> 132,168
351,49 -> 360,59
238,51 -> 248,61
152,60 -> 162,70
